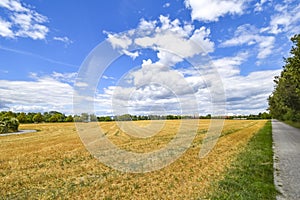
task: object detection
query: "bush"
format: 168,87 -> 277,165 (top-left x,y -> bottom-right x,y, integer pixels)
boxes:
0,122 -> 8,134
0,117 -> 20,134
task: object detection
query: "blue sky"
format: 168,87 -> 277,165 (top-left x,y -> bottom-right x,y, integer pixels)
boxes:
0,0 -> 299,116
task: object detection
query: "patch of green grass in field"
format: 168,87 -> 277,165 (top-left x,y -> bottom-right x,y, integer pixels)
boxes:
207,121 -> 277,200
284,121 -> 300,129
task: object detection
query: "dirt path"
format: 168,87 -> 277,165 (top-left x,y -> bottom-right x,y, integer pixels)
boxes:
0,129 -> 37,136
272,119 -> 300,200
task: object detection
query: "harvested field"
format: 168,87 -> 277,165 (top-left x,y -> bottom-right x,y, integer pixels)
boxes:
0,120 -> 267,199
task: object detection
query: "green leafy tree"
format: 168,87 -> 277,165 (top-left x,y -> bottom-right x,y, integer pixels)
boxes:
268,34 -> 300,121
17,112 -> 27,123
0,117 -> 19,134
116,114 -> 131,121
26,113 -> 35,123
89,114 -> 98,122
105,116 -> 113,121
49,114 -> 59,122
3,111 -> 16,118
33,113 -> 43,123
74,115 -> 82,122
81,113 -> 89,122
43,112 -> 52,122
65,115 -> 74,122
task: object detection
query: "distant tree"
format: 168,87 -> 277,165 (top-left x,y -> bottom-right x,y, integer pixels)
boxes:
166,115 -> 174,120
131,115 -> 138,121
116,114 -> 131,121
33,113 -> 43,123
43,112 -> 52,122
259,112 -> 272,119
74,115 -> 82,122
17,112 -> 27,123
65,115 -> 74,122
49,111 -> 65,122
3,111 -> 16,118
97,116 -> 105,121
49,115 -> 58,122
90,114 -> 97,122
105,116 -> 113,121
26,113 -> 35,123
81,113 -> 89,122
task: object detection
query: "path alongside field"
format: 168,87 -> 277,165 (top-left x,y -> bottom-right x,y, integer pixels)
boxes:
272,119 -> 300,200
0,129 -> 36,136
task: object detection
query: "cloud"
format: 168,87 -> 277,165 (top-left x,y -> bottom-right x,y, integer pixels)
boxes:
102,75 -> 115,80
261,2 -> 300,36
221,24 -> 275,59
53,36 -> 73,46
97,15 -> 281,116
184,0 -> 246,22
101,84 -> 199,116
106,31 -> 133,49
74,82 -> 89,88
123,49 -> 140,59
1,66 -> 278,116
97,66 -> 280,116
0,61 -> 279,116
254,0 -> 268,12
163,3 -> 171,8
106,15 -> 214,66
138,18 -> 157,32
0,0 -> 28,12
101,16 -> 218,115
94,50 -> 278,116
0,73 -> 74,113
51,71 -> 77,83
0,0 -> 49,40
127,60 -> 195,96
223,69 -> 281,114
0,18 -> 14,37
178,52 -> 279,114
212,52 -> 248,78
101,16 -> 215,115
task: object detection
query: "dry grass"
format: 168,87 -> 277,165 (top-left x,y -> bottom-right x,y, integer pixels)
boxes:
0,120 -> 267,199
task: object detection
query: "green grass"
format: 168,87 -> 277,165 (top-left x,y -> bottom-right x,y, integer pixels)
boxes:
207,121 -> 277,200
284,120 -> 300,129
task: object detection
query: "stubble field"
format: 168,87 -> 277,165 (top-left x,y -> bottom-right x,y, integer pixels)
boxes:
0,119 -> 267,199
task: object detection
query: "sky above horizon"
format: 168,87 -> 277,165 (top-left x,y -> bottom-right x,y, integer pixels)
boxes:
0,0 -> 299,116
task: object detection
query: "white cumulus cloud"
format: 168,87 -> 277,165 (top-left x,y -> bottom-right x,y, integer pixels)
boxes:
106,15 -> 214,66
184,0 -> 246,22
0,73 -> 75,113
0,18 -> 14,37
221,24 -> 275,59
0,0 -> 49,40
261,2 -> 300,36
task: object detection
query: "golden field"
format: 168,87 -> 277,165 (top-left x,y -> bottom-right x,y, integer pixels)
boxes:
0,119 -> 267,199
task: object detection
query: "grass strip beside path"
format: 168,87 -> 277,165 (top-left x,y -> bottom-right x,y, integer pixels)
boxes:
207,120 -> 277,199
284,120 -> 300,129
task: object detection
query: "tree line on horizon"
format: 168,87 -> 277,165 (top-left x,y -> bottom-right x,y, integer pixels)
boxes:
268,34 -> 300,122
0,111 -> 271,124
0,111 -> 94,123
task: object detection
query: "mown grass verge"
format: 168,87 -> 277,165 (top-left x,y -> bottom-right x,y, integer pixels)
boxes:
284,120 -> 300,129
207,120 -> 277,200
